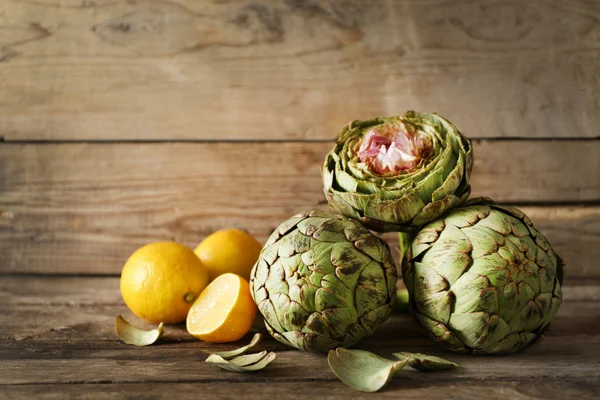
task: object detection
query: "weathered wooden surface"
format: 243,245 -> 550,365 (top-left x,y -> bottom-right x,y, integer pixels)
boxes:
0,276 -> 598,399
1,140 -> 598,276
1,0 -> 598,140
2,381 -> 599,400
1,0 -> 598,398
1,202 -> 598,278
2,381 -> 600,400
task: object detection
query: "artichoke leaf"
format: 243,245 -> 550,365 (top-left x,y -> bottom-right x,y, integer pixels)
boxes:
202,333 -> 263,358
443,204 -> 490,229
411,194 -> 460,227
414,162 -> 445,203
459,225 -> 503,259
230,350 -> 269,367
271,216 -> 305,245
415,312 -> 467,351
353,234 -> 386,263
431,151 -> 464,202
393,352 -> 459,371
115,315 -> 163,347
205,351 -> 276,373
355,262 -> 388,316
321,307 -> 359,339
363,194 -> 425,225
327,348 -> 408,393
410,220 -> 445,258
359,303 -> 393,333
448,311 -> 490,348
451,272 -> 497,314
315,280 -> 353,311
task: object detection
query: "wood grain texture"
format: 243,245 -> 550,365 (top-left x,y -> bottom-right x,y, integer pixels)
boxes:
2,381 -> 599,400
0,0 -> 598,140
1,276 -> 595,341
1,140 -> 598,275
0,276 -> 599,399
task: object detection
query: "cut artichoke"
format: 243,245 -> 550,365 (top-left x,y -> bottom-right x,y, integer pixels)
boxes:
322,111 -> 473,232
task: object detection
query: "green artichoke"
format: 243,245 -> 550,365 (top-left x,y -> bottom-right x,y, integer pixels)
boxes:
250,210 -> 397,352
322,111 -> 473,232
401,198 -> 565,354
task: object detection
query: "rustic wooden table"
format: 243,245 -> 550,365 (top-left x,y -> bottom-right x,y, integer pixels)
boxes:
1,0 -> 599,398
2,277 -> 600,398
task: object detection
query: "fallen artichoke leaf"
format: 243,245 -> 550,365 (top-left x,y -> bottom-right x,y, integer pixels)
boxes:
205,351 -> 276,373
230,350 -> 269,367
202,333 -> 262,358
393,352 -> 459,372
115,315 -> 164,346
327,348 -> 408,393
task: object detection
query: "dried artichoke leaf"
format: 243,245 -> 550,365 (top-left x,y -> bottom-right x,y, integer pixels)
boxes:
202,333 -> 262,358
206,351 -> 276,373
327,348 -> 407,393
393,352 -> 459,371
230,350 -> 269,367
115,315 -> 163,347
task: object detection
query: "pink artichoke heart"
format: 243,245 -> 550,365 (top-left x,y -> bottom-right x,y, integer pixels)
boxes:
357,126 -> 428,175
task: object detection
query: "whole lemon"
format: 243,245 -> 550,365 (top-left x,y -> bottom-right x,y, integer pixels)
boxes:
120,242 -> 210,324
194,229 -> 262,281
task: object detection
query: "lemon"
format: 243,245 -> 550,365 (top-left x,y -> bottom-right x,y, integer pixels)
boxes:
194,229 -> 262,281
186,273 -> 257,343
120,242 -> 210,324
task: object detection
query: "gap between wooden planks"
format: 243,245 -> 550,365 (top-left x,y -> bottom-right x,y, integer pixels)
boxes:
0,276 -> 599,399
1,140 -> 599,276
0,0 -> 599,140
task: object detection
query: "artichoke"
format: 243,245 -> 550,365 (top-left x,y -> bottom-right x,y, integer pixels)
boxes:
401,198 -> 565,354
250,210 -> 397,352
322,111 -> 473,232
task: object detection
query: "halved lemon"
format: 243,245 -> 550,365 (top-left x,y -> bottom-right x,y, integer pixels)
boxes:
186,273 -> 257,343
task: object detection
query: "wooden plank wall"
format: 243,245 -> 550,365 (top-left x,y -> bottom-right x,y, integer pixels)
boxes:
1,0 -> 599,279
